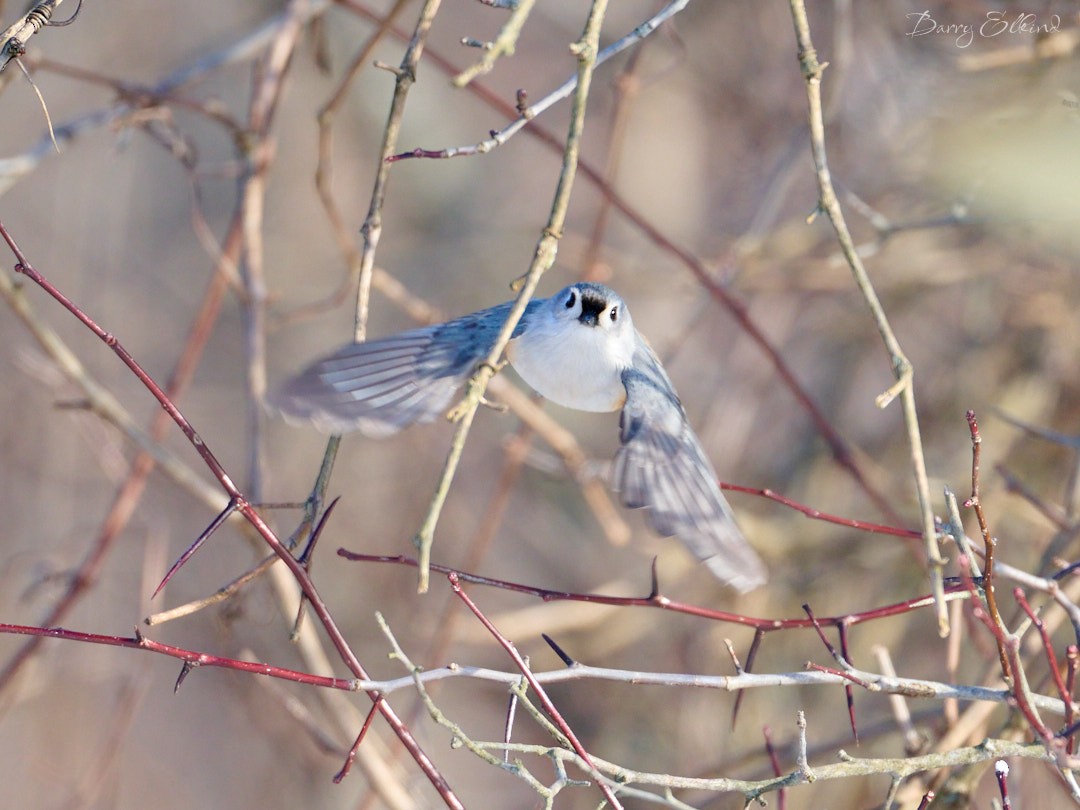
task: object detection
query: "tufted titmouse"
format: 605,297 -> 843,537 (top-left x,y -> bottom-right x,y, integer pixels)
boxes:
273,282 -> 766,592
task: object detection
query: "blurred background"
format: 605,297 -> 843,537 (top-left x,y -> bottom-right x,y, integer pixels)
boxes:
1,0 -> 1079,807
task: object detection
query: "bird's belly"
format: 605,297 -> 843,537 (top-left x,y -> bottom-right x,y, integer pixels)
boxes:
507,335 -> 625,412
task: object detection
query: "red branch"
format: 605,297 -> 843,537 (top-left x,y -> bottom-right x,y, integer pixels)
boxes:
0,222 -> 460,806
722,484 -> 919,539
964,409 -> 1010,681
449,574 -> 625,809
339,550 -> 968,631
1015,589 -> 1070,718
0,623 -> 356,689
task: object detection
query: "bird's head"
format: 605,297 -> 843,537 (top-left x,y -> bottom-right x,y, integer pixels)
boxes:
551,282 -> 632,336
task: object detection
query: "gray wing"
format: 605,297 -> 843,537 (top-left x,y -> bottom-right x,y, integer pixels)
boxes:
271,301 -> 535,437
611,339 -> 766,592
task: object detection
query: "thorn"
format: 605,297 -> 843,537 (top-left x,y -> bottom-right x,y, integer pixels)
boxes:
153,498 -> 238,598
732,630 -> 765,730
293,497 -> 341,640
802,603 -> 845,664
298,496 -> 340,565
542,633 -> 575,666
174,660 -> 196,693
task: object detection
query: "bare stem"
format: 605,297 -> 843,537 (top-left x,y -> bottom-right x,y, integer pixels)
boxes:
412,0 -> 610,592
787,0 -> 946,635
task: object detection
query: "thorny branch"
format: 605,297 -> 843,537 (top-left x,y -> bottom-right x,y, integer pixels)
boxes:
0,223 -> 465,808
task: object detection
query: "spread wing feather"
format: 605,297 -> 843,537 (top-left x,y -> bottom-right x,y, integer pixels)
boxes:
271,302 -> 532,437
612,339 -> 766,592
273,297 -> 765,590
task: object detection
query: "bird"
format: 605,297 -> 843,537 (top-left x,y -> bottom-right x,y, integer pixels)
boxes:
272,281 -> 766,592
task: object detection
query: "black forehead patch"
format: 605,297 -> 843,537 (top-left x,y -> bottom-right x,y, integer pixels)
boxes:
578,288 -> 609,321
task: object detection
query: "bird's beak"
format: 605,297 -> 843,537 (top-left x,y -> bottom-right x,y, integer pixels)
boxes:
578,312 -> 598,327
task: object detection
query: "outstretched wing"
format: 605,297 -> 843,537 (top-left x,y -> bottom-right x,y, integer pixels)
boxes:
610,339 -> 766,592
271,301 -> 533,437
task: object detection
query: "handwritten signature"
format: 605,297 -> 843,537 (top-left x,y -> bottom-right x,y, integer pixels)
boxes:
906,10 -> 1061,48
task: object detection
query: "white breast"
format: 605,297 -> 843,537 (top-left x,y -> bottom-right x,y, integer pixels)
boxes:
507,321 -> 630,413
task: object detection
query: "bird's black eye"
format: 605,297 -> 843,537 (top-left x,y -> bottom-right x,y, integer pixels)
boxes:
565,290 -> 577,309
609,305 -> 618,322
